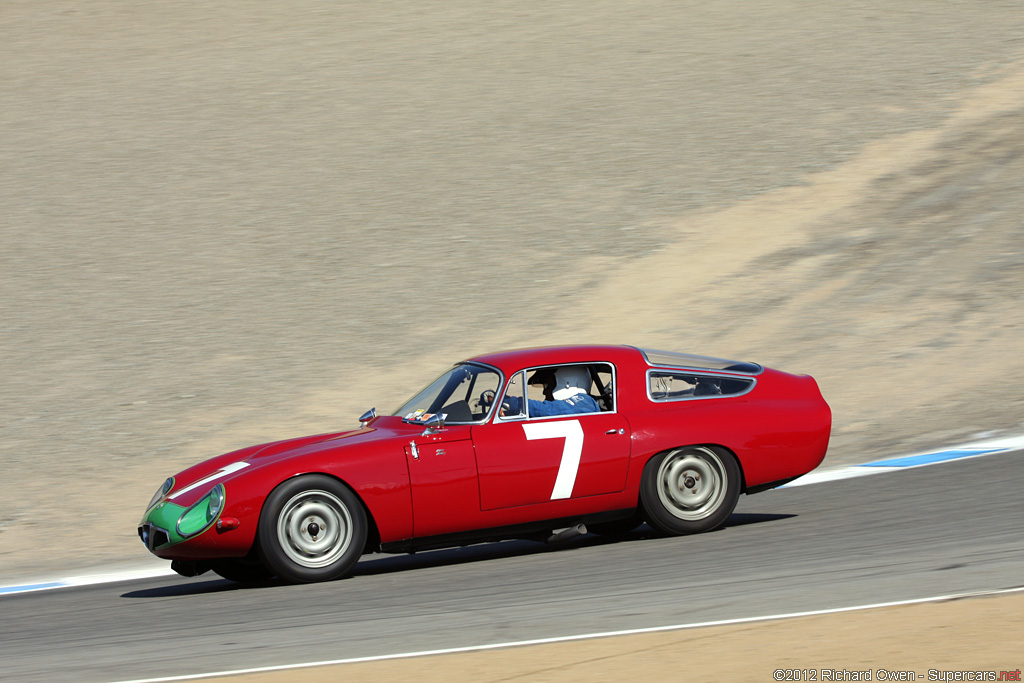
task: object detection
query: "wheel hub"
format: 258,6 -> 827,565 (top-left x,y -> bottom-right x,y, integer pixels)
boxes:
276,490 -> 353,568
656,448 -> 727,521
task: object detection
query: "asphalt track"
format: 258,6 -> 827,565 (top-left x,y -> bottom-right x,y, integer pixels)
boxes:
2,449 -> 1020,683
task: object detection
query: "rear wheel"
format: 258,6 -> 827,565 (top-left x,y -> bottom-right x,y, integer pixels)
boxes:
257,475 -> 368,583
640,446 -> 740,535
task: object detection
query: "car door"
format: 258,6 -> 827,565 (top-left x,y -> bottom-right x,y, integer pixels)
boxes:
404,426 -> 485,537
471,367 -> 631,511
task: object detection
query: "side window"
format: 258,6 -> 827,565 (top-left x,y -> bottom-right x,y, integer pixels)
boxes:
590,364 -> 614,411
499,371 -> 526,419
524,363 -> 614,416
526,368 -> 551,404
649,371 -> 753,401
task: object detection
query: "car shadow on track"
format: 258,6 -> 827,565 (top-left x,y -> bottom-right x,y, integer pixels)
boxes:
724,512 -> 796,528
121,577 -> 274,598
121,512 -> 794,597
352,512 -> 795,577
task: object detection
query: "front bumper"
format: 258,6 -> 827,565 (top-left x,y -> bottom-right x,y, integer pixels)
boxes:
138,521 -> 171,552
138,500 -> 190,552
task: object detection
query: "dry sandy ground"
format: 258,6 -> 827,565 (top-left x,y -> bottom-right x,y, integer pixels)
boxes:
204,591 -> 1024,683
2,1 -> 1023,677
2,0 -> 1023,582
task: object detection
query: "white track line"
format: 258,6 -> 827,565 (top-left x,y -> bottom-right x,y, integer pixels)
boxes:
109,585 -> 1024,683
0,565 -> 176,596
783,433 -> 1024,488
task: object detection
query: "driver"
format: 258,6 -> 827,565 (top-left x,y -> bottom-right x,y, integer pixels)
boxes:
490,366 -> 600,417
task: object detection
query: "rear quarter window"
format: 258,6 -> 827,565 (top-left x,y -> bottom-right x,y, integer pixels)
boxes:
648,371 -> 754,401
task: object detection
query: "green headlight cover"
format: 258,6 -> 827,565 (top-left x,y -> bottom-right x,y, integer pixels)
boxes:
176,484 -> 226,538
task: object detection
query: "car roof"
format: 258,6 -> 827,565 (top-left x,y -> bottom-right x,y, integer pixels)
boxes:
467,345 -> 763,376
466,345 -> 641,373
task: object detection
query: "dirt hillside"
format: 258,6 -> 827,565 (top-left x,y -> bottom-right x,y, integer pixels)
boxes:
2,1 -> 1023,582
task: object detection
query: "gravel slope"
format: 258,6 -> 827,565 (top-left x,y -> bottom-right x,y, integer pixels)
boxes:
2,0 -> 1023,579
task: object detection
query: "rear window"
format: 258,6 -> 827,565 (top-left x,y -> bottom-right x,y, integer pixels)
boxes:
638,348 -> 762,375
649,371 -> 755,401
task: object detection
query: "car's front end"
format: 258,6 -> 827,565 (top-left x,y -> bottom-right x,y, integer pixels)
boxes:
138,479 -> 228,556
137,434 -> 351,568
137,422 -> 422,578
138,468 -> 266,570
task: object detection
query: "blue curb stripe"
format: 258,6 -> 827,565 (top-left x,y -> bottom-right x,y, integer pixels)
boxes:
0,582 -> 68,595
860,448 -> 1006,468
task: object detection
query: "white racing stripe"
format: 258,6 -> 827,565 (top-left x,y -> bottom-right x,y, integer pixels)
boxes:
2,433 -> 1021,597
167,462 -> 250,500
108,586 -> 1024,683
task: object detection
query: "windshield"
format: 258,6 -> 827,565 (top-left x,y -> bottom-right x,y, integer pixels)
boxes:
393,363 -> 502,424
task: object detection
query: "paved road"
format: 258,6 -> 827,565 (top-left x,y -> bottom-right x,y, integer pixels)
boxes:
1,450 -> 1020,682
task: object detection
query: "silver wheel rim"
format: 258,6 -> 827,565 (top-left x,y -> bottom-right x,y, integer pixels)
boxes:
276,489 -> 353,568
656,447 -> 727,521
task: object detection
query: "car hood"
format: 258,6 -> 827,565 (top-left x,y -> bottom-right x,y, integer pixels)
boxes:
152,416 -> 422,508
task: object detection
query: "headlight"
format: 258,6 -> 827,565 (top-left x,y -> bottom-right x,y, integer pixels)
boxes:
176,484 -> 226,538
147,477 -> 175,510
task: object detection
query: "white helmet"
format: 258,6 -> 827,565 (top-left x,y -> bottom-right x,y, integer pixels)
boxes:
552,366 -> 591,400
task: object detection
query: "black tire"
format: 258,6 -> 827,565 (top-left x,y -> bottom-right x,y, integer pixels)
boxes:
257,475 -> 368,583
209,558 -> 275,583
639,446 -> 741,536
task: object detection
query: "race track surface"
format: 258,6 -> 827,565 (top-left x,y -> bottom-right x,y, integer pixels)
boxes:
2,450 -> 1020,682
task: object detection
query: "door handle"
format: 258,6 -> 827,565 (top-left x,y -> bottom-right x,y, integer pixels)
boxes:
605,428 -> 625,435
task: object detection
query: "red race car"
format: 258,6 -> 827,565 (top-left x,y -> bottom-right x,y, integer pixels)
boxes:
139,345 -> 830,583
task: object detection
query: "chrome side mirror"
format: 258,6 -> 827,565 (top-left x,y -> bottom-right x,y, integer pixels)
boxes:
421,412 -> 445,435
359,407 -> 376,427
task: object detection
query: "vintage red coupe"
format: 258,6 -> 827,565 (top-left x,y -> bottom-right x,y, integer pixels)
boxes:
139,345 -> 830,583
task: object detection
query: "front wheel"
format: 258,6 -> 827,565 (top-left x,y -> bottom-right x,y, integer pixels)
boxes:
640,446 -> 740,536
257,475 -> 368,583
